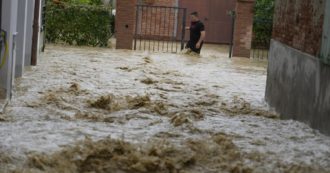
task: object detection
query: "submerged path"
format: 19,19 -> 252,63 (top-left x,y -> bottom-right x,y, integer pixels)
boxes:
0,45 -> 329,173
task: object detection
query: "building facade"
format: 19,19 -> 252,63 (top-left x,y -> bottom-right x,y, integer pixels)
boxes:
116,0 -> 256,58
0,0 -> 43,107
137,0 -> 237,44
266,0 -> 330,135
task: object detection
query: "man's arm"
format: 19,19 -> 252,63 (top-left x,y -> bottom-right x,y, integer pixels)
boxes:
185,26 -> 190,30
196,31 -> 206,49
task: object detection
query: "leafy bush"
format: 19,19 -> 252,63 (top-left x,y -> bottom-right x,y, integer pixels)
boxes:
254,0 -> 274,20
60,0 -> 102,5
252,0 -> 274,48
46,2 -> 112,47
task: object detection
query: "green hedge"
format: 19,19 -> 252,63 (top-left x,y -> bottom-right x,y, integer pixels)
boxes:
252,0 -> 274,49
60,0 -> 102,5
46,3 -> 112,47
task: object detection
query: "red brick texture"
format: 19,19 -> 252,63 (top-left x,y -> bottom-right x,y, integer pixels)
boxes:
137,0 -> 178,38
116,0 -> 256,52
272,0 -> 325,56
116,0 -> 178,49
115,0 -> 137,49
139,0 -> 177,6
137,6 -> 178,38
233,0 -> 255,58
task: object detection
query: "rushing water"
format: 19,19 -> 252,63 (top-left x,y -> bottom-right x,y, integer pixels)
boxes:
0,44 -> 329,173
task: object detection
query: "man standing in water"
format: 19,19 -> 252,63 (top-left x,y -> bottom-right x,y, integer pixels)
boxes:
186,12 -> 206,54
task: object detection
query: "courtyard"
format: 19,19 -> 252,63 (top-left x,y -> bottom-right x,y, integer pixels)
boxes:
0,45 -> 329,172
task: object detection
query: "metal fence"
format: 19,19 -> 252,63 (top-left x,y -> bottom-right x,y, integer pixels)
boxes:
251,18 -> 273,60
133,5 -> 187,53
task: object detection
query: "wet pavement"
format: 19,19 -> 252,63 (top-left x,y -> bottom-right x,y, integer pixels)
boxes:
0,44 -> 329,173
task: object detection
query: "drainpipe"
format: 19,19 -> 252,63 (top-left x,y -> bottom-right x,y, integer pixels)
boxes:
31,0 -> 40,66
173,0 -> 178,38
229,10 -> 236,58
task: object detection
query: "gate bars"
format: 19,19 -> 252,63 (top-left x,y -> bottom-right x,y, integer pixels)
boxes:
251,18 -> 273,59
134,5 -> 187,53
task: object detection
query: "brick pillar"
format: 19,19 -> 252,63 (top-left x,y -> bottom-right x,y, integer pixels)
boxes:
115,0 -> 137,49
233,0 -> 255,58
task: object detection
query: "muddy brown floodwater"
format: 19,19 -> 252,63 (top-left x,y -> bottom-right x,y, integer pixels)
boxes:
0,44 -> 330,173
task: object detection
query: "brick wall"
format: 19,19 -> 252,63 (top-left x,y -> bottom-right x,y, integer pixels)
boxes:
139,0 -> 177,6
116,0 -> 256,52
233,0 -> 255,58
116,0 -> 179,49
115,0 -> 137,49
137,6 -> 178,38
272,0 -> 325,56
137,0 -> 178,38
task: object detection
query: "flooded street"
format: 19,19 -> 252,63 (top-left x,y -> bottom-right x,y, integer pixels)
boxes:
0,44 -> 330,173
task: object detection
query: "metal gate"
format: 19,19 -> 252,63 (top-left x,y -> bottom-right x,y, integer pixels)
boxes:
251,18 -> 273,59
133,5 -> 187,53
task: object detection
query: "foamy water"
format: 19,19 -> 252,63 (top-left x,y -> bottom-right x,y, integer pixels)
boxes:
0,44 -> 329,172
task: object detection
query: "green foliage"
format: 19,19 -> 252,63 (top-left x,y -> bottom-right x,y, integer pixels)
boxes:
252,0 -> 274,48
254,0 -> 274,20
45,2 -> 112,47
60,0 -> 102,5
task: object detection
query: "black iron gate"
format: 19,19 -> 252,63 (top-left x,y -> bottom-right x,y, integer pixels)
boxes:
251,18 -> 273,59
133,5 -> 187,53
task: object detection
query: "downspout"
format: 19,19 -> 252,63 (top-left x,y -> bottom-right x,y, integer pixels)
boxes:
173,0 -> 178,38
229,10 -> 236,58
31,0 -> 40,66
